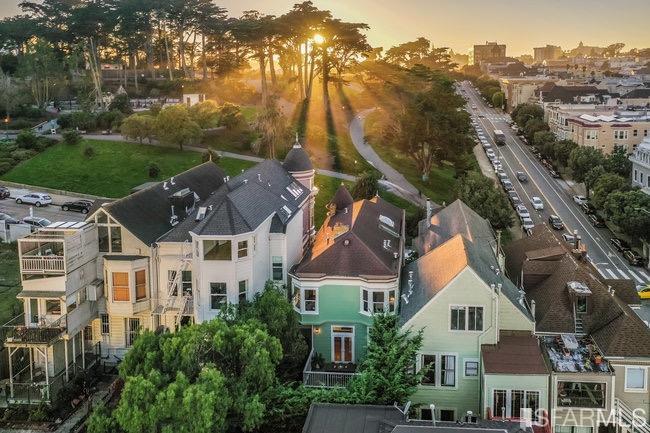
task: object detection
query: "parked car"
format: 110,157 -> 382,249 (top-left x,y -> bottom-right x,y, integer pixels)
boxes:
0,186 -> 9,199
493,163 -> 503,171
0,213 -> 19,225
521,217 -> 535,231
61,200 -> 93,214
580,202 -> 595,215
573,195 -> 587,205
510,195 -> 522,206
623,250 -> 646,267
562,233 -> 580,244
516,205 -> 530,219
15,192 -> 52,207
531,196 -> 544,210
549,170 -> 561,179
588,213 -> 606,228
610,237 -> 631,252
548,215 -> 564,230
502,180 -> 515,192
497,171 -> 508,181
516,171 -> 527,182
22,216 -> 52,231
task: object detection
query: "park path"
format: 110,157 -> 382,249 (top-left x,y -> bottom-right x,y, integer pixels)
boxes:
349,108 -> 426,207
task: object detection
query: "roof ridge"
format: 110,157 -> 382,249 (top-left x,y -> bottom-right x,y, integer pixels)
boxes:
349,230 -> 396,275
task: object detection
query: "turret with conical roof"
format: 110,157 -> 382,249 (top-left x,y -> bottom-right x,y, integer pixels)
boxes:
283,134 -> 313,173
329,184 -> 354,214
283,135 -> 316,245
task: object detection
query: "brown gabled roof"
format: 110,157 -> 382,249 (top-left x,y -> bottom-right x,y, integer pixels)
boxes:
482,333 -> 548,375
602,279 -> 641,305
293,191 -> 403,280
504,224 -> 650,358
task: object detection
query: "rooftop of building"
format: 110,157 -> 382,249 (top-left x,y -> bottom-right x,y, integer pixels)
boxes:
292,185 -> 403,280
481,333 -> 548,375
540,335 -> 612,374
302,403 -> 532,433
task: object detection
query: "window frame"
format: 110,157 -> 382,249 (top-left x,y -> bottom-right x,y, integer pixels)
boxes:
95,211 -> 122,253
301,287 -> 318,314
417,352 -> 458,389
237,240 -> 248,259
624,366 -> 648,392
210,282 -> 228,310
124,317 -> 140,347
134,269 -> 147,301
360,288 -> 396,315
238,280 -> 248,304
100,313 -> 110,336
464,359 -> 480,378
272,256 -> 283,281
449,305 -> 484,332
112,272 -> 130,302
203,240 -> 232,261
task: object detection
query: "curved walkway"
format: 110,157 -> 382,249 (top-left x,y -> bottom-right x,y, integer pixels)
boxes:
349,108 -> 426,207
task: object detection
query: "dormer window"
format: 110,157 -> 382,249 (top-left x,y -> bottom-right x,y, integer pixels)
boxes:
576,296 -> 587,314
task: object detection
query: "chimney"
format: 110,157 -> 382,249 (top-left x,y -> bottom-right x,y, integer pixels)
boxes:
531,300 -> 536,318
426,198 -> 432,222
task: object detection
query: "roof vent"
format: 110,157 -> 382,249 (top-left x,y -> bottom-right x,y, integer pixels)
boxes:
343,239 -> 350,246
379,215 -> 395,228
170,214 -> 179,226
163,181 -> 169,191
401,294 -> 409,304
393,252 -> 399,259
383,239 -> 391,250
257,173 -> 261,182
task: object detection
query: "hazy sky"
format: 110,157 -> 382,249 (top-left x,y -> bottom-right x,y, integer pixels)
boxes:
2,0 -> 649,56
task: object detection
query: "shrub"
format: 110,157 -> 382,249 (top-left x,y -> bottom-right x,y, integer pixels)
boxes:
36,137 -> 57,151
9,119 -> 34,130
15,129 -> 39,149
62,130 -> 82,146
84,145 -> 96,159
10,149 -> 36,162
108,93 -> 133,114
97,110 -> 125,131
27,403 -> 50,422
0,162 -> 13,175
13,105 -> 44,119
58,111 -> 97,131
148,162 -> 160,178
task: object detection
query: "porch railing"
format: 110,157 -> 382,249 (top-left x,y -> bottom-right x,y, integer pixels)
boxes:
21,256 -> 65,273
615,398 -> 650,433
3,313 -> 67,344
302,348 -> 359,388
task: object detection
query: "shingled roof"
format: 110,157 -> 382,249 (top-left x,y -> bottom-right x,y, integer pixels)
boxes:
536,83 -> 611,103
402,200 -> 532,325
101,162 -> 226,245
293,189 -> 403,280
504,224 -> 650,358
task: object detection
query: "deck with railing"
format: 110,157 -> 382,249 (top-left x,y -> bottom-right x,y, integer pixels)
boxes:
302,348 -> 360,388
3,314 -> 66,344
21,255 -> 65,273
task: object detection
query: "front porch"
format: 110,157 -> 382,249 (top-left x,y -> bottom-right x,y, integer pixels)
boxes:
302,348 -> 360,388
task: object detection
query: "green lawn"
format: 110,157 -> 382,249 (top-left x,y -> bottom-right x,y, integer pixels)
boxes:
1,139 -> 255,198
0,243 -> 22,325
364,110 -> 458,204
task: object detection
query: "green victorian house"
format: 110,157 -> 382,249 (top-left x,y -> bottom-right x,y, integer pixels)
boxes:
290,185 -> 405,387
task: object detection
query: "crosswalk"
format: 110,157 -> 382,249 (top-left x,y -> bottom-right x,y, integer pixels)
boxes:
595,265 -> 650,285
479,115 -> 509,122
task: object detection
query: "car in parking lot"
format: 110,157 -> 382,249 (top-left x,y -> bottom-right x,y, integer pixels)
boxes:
61,200 -> 93,214
548,215 -> 564,230
573,195 -> 587,205
623,250 -> 646,267
588,213 -> 606,228
516,171 -> 527,182
610,237 -> 631,252
0,186 -> 9,199
516,205 -> 530,219
22,216 -> 52,231
521,217 -> 535,231
531,196 -> 544,210
15,192 -> 52,207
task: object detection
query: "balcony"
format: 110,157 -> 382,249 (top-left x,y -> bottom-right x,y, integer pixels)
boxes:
3,313 -> 66,345
302,348 -> 360,388
21,255 -> 65,274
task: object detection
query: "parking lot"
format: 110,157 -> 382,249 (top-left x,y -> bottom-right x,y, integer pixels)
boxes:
0,186 -> 90,224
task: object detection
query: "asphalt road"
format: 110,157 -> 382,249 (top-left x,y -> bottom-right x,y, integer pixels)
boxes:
459,81 -> 650,285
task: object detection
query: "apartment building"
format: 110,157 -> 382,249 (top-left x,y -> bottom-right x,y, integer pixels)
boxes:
505,225 -> 650,433
4,143 -> 317,403
631,137 -> 650,191
292,186 -> 405,388
498,77 -> 557,112
472,41 -> 506,65
565,112 -> 650,154
534,45 -> 563,63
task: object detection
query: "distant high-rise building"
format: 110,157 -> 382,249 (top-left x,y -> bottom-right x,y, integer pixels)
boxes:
533,45 -> 563,63
472,41 -> 506,65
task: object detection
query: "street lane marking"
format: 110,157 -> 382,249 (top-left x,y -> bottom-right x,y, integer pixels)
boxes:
597,268 -> 608,279
617,269 -> 629,279
606,269 -> 618,278
639,270 -> 650,280
627,269 -> 644,284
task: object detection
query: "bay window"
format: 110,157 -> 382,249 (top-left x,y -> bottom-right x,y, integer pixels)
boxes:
203,240 -> 231,260
295,287 -> 318,314
361,288 -> 396,314
135,270 -> 147,300
112,272 -> 129,302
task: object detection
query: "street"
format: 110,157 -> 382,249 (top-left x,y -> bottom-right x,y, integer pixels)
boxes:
460,81 -> 650,285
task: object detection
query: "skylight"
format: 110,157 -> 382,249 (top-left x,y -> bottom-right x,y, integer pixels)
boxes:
286,182 -> 303,199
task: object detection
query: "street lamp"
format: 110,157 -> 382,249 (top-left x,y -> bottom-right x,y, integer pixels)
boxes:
3,115 -> 9,141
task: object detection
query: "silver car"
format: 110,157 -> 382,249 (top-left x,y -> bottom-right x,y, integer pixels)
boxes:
15,192 -> 53,207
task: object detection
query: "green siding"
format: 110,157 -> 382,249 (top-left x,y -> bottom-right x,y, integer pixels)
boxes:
482,374 -> 549,418
312,322 -> 369,363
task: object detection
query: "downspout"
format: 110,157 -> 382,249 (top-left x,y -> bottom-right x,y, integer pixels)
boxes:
477,283 -> 499,418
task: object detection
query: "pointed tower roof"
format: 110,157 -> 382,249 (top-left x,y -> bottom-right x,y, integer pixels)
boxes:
330,184 -> 354,210
282,134 -> 313,173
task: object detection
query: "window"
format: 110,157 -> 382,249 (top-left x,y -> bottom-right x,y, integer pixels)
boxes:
45,300 -> 61,315
557,381 -> 606,408
110,226 -> 122,252
98,226 -> 109,252
272,256 -> 283,281
492,390 -> 540,420
464,360 -> 479,377
203,240 -> 231,260
450,306 -> 483,331
439,410 -> 455,422
168,270 -> 192,296
441,355 -> 456,386
493,390 -> 507,417
420,408 -> 433,420
586,130 -> 598,140
238,280 -> 247,304
210,282 -> 227,310
576,296 -> 587,313
125,318 -> 140,347
100,314 -> 110,335
614,130 -> 628,140
135,270 -> 147,300
96,212 -> 122,253
112,272 -> 129,302
556,427 -> 593,433
361,288 -> 396,314
237,240 -> 248,259
625,367 -> 647,391
303,289 -> 317,313
633,129 -> 638,137
29,299 -> 39,323
420,355 -> 436,386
